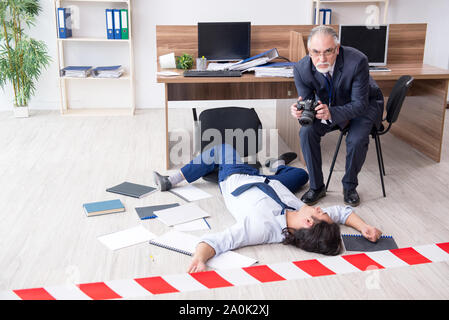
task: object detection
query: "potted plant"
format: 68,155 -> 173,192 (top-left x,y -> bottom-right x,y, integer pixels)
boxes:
0,0 -> 51,117
176,53 -> 194,70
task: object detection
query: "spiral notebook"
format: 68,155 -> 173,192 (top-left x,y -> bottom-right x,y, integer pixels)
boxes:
149,231 -> 257,270
342,234 -> 398,252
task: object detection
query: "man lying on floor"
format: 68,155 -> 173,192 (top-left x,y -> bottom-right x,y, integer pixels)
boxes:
153,144 -> 382,273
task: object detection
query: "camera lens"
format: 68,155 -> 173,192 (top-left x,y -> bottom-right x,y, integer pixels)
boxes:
299,110 -> 314,126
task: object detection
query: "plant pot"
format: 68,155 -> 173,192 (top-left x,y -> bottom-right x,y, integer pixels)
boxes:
14,106 -> 30,118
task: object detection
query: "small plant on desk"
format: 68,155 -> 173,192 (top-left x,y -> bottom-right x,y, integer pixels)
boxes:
176,53 -> 194,70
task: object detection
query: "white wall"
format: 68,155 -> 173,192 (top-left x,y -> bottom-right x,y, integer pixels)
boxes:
0,0 -> 448,110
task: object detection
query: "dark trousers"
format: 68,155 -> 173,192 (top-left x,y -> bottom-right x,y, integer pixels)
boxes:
300,116 -> 373,191
180,144 -> 309,194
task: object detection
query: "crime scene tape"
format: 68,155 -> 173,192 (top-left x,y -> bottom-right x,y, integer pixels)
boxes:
1,242 -> 448,300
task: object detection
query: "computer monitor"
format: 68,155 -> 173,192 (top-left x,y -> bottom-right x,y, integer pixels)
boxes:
198,22 -> 251,62
339,25 -> 389,66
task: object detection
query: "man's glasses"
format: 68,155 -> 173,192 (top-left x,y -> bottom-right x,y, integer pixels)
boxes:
309,47 -> 337,57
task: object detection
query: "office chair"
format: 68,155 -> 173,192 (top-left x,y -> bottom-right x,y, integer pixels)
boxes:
325,75 -> 414,197
192,106 -> 263,183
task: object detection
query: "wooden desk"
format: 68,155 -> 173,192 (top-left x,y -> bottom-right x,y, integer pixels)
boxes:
157,24 -> 449,169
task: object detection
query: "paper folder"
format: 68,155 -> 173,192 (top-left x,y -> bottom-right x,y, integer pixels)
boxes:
120,9 -> 129,40
113,9 -> 122,39
57,8 -> 72,38
105,9 -> 114,39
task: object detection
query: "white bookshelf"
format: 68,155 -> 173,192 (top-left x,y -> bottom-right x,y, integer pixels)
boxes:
53,0 -> 135,116
312,0 -> 390,25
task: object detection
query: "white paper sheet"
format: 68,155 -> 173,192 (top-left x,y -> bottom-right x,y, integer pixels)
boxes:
97,225 -> 156,250
169,184 -> 212,202
173,218 -> 210,231
154,203 -> 210,226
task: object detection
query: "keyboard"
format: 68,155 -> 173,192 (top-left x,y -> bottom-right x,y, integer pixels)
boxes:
183,70 -> 242,77
369,66 -> 391,72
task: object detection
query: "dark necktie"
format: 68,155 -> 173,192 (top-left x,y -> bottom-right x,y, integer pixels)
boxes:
231,178 -> 295,214
324,72 -> 333,125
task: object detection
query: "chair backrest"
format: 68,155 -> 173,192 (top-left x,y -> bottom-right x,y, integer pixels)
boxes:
289,31 -> 307,62
385,75 -> 414,124
195,107 -> 263,158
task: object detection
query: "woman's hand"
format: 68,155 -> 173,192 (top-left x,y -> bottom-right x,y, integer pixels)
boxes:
186,242 -> 216,273
187,257 -> 208,273
361,225 -> 382,242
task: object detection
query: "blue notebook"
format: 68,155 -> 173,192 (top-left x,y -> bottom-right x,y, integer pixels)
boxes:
83,199 -> 125,217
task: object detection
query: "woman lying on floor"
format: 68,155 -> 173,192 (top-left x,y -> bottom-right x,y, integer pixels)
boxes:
153,144 -> 382,272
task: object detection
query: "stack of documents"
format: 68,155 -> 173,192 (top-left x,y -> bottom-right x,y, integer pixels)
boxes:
224,48 -> 280,72
253,66 -> 294,77
60,66 -> 92,78
248,61 -> 295,77
228,57 -> 271,71
92,65 -> 124,78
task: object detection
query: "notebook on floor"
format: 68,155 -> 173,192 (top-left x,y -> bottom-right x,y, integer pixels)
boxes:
342,234 -> 398,252
135,203 -> 180,220
149,231 -> 257,269
106,181 -> 156,198
83,199 -> 125,217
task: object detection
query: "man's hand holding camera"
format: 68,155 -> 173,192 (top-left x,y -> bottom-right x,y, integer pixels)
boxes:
315,101 -> 331,121
290,97 -> 331,125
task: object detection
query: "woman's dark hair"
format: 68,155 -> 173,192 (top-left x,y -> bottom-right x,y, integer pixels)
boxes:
282,220 -> 342,256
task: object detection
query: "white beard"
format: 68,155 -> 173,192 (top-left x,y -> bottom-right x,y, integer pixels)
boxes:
316,63 -> 331,74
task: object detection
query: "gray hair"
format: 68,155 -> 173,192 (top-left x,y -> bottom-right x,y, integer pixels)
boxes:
307,25 -> 339,47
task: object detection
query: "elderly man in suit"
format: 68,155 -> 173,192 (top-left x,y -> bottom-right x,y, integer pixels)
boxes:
290,25 -> 384,207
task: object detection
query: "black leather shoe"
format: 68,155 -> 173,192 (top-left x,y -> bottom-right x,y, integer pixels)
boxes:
153,171 -> 172,191
344,189 -> 360,207
300,186 -> 326,205
264,152 -> 297,172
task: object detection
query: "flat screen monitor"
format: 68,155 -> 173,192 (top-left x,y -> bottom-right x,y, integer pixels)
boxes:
339,25 -> 389,66
198,22 -> 251,62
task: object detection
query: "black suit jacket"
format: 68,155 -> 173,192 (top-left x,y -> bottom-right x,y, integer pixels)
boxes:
293,46 -> 384,129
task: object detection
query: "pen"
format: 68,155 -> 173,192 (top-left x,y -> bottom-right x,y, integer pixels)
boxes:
203,217 -> 211,229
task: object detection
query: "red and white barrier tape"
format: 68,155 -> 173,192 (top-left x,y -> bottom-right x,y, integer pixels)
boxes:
2,242 -> 448,300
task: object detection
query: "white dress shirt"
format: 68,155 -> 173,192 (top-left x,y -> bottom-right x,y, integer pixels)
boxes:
200,173 -> 353,256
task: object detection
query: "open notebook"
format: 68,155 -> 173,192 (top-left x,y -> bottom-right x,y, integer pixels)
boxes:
149,231 -> 257,270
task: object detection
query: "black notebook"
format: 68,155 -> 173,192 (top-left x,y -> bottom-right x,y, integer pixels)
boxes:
106,182 -> 156,199
342,234 -> 398,252
135,203 -> 180,220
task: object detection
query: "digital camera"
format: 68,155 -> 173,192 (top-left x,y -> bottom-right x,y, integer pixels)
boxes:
296,99 -> 319,126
